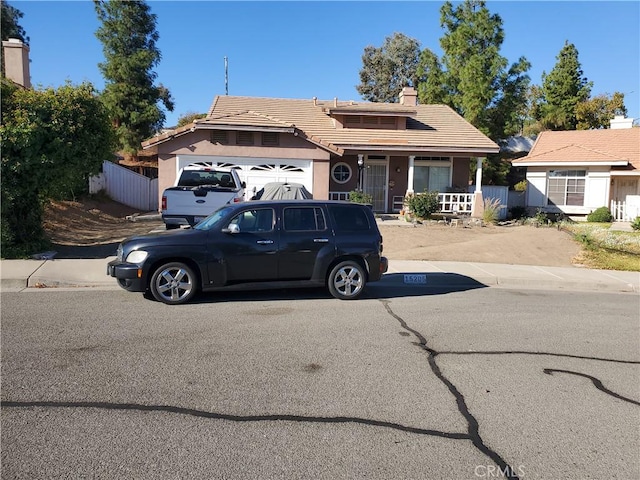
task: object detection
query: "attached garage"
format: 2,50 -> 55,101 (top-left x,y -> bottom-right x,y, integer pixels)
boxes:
175,155 -> 313,200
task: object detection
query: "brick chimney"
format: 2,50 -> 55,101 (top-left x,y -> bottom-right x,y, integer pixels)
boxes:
2,38 -> 31,88
399,86 -> 417,106
610,115 -> 634,129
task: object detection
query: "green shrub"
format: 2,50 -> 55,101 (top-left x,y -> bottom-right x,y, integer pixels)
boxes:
404,191 -> 440,219
348,190 -> 372,205
534,208 -> 548,225
514,180 -> 528,192
586,207 -> 613,223
631,217 -> 640,231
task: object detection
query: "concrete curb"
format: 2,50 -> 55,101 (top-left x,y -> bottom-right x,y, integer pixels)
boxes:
1,258 -> 638,294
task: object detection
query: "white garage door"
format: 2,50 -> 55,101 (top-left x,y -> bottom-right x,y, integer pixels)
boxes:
176,155 -> 312,199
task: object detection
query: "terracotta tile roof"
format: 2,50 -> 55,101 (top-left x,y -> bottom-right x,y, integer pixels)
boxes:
142,95 -> 499,155
513,128 -> 640,172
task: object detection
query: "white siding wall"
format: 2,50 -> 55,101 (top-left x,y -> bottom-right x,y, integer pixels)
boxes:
585,171 -> 610,213
525,171 -> 547,208
525,168 -> 613,214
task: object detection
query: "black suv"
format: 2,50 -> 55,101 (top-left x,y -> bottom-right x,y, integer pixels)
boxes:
107,200 -> 388,305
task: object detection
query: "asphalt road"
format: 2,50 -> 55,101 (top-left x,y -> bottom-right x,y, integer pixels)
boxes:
1,287 -> 639,479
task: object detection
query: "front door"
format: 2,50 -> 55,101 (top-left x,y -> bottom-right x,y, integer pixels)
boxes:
363,158 -> 388,212
614,178 -> 639,201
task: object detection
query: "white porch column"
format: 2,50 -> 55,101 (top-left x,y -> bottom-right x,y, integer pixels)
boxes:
474,157 -> 483,193
472,157 -> 484,218
406,155 -> 415,195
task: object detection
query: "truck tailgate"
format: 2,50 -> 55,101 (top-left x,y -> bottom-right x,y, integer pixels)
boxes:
163,188 -> 238,219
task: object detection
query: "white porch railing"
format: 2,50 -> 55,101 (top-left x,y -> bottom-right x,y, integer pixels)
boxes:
329,191 -> 475,214
329,191 -> 350,202
611,200 -> 625,221
611,199 -> 640,221
439,193 -> 474,214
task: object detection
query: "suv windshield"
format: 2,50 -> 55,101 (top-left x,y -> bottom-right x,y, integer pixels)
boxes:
194,205 -> 235,231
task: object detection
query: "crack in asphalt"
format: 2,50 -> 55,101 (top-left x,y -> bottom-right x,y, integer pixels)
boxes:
379,299 -> 521,480
379,299 -> 640,480
439,350 -> 640,365
2,299 -> 638,480
0,400 -> 469,439
543,369 -> 640,406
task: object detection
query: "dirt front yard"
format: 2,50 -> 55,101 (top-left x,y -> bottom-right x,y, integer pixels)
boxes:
43,198 -> 583,266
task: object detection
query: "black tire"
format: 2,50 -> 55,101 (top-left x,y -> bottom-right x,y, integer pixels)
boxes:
327,260 -> 366,300
149,262 -> 198,305
165,224 -> 179,230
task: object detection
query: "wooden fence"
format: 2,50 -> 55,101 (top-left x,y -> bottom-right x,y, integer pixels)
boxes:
89,161 -> 158,212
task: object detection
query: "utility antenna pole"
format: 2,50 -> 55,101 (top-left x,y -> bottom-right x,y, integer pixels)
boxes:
224,56 -> 228,95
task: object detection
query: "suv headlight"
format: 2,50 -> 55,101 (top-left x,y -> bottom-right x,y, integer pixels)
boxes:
125,250 -> 148,264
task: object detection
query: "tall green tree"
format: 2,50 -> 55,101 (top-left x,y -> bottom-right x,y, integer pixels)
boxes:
1,80 -> 116,257
356,32 -> 422,103
94,0 -> 174,155
1,0 -> 29,76
536,41 -> 592,130
416,0 -> 530,185
176,111 -> 207,128
575,92 -> 626,130
418,0 -> 530,140
1,0 -> 28,42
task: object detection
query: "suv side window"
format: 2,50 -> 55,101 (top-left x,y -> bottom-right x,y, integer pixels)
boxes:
230,208 -> 274,232
283,207 -> 326,232
328,205 -> 371,231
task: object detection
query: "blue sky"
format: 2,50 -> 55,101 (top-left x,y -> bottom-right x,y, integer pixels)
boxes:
12,1 -> 640,128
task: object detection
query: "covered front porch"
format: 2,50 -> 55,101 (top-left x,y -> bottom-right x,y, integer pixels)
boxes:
328,154 -> 486,216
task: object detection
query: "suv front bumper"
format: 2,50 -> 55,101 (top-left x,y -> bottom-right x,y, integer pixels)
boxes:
107,260 -> 146,292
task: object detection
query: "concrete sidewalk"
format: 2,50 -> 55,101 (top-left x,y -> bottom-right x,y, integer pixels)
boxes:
1,257 -> 638,294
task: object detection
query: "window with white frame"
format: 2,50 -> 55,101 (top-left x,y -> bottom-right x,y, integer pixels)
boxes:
413,157 -> 451,193
547,170 -> 586,206
332,162 -> 352,184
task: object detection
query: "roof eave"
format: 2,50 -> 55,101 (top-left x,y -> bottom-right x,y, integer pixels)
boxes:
142,125 -> 195,149
325,108 -> 417,117
194,124 -> 296,134
338,144 -> 500,155
513,160 -> 630,167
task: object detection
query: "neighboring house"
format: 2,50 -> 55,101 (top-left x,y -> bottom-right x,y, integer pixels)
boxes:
512,116 -> 640,220
143,87 -> 499,214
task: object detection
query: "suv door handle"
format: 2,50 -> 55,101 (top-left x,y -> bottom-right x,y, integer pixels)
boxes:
313,238 -> 329,243
257,240 -> 274,244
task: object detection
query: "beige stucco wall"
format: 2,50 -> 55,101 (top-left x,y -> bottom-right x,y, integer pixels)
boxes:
154,129 -> 332,209
154,128 -> 485,213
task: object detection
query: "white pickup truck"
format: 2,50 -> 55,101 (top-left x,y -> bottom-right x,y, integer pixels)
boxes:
161,166 -> 245,229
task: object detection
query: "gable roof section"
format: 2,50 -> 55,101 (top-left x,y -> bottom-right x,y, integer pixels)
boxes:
143,95 -> 499,155
513,129 -> 640,171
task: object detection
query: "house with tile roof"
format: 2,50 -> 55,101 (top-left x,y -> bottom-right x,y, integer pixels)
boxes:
512,116 -> 640,220
143,87 -> 499,214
